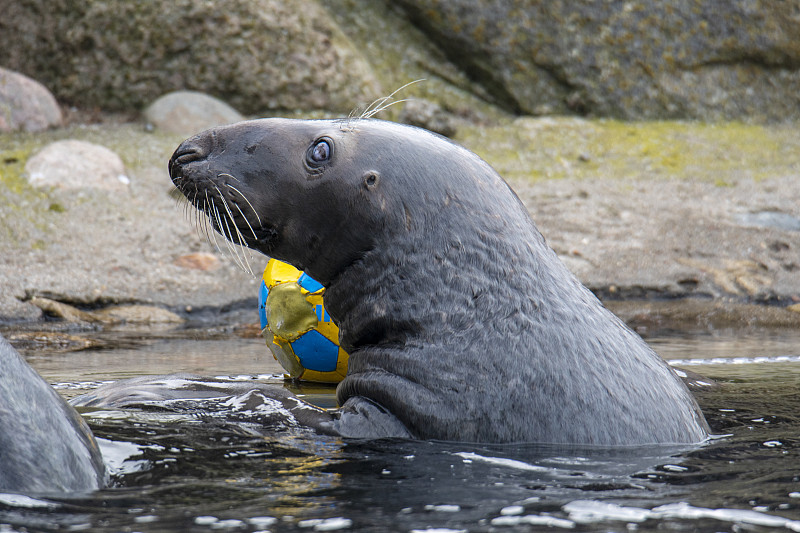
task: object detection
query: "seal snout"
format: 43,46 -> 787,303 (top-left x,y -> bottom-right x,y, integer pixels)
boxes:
168,139 -> 209,183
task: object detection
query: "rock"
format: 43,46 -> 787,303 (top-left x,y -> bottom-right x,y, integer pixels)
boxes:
0,67 -> 62,132
397,99 -> 457,137
25,140 -> 130,190
0,0 -> 381,114
234,322 -> 263,338
173,252 -> 221,271
396,0 -> 800,121
144,91 -> 245,135
6,332 -> 104,353
29,297 -> 100,323
676,258 -> 773,298
93,305 -> 184,324
29,297 -> 184,325
608,300 -> 800,330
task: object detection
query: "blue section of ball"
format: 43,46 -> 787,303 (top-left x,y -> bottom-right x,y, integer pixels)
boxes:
291,330 -> 338,372
258,281 -> 269,330
297,273 -> 324,294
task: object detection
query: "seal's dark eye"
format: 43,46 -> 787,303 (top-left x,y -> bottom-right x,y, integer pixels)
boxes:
307,138 -> 332,166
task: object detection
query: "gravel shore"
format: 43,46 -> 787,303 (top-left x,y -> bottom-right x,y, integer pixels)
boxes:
1,117 -> 798,326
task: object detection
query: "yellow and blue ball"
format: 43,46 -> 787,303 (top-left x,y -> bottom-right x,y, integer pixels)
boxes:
258,259 -> 348,383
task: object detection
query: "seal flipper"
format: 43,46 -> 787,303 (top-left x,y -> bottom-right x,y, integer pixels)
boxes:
0,334 -> 106,494
333,397 -> 413,439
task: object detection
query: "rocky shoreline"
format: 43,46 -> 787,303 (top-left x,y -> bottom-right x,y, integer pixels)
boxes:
1,110 -> 798,330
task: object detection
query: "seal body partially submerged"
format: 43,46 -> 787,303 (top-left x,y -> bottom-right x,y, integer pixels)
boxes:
167,117 -> 709,445
0,334 -> 106,493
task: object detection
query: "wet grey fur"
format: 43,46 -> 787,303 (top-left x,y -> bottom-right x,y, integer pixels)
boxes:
0,334 -> 106,493
161,118 -> 709,445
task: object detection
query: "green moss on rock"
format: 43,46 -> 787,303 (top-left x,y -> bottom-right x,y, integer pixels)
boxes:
456,118 -> 800,183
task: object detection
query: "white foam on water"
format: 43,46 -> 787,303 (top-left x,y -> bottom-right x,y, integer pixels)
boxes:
491,514 -> 575,528
247,516 -> 278,527
210,518 -> 246,529
424,504 -> 461,512
669,355 -> 800,366
453,452 -> 549,472
297,517 -> 353,531
561,500 -> 800,531
410,529 -> 468,533
564,500 -> 651,523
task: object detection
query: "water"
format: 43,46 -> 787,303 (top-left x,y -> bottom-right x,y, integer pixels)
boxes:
2,323 -> 800,532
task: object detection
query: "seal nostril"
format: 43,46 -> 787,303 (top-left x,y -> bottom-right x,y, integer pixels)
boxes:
169,141 -> 208,179
173,149 -> 202,166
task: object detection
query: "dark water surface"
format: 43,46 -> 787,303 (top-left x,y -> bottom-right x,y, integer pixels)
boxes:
2,324 -> 800,532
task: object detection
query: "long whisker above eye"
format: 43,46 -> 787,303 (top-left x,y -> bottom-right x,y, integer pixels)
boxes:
362,98 -> 413,120
357,79 -> 426,121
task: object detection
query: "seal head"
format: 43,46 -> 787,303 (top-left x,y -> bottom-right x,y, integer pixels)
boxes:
169,119 -> 390,285
170,118 -> 709,445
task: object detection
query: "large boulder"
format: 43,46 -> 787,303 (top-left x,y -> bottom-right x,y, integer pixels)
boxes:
0,67 -> 62,132
396,0 -> 800,121
143,91 -> 245,135
0,0 -> 380,114
3,0 -> 797,121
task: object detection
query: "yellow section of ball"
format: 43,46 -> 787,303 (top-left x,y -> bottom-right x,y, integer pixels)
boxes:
265,259 -> 304,285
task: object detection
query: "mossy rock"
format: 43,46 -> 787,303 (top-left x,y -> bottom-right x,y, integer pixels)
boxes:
0,0 -> 381,114
396,0 -> 800,122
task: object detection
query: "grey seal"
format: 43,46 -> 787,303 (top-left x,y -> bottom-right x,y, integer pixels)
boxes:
0,334 -> 106,493
161,117 -> 710,445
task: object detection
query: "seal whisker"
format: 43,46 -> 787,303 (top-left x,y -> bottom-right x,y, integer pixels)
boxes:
214,204 -> 239,270
215,191 -> 254,276
233,202 -> 259,242
226,210 -> 255,276
202,191 -> 225,255
211,202 -> 236,267
230,216 -> 256,276
362,98 -> 413,120
186,191 -> 203,242
224,182 -> 263,228
358,79 -> 426,120
218,172 -> 243,184
215,186 -> 248,245
207,211 -> 225,256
